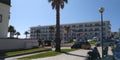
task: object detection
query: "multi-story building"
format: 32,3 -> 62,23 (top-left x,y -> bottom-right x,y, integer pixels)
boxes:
30,21 -> 111,42
0,0 -> 11,38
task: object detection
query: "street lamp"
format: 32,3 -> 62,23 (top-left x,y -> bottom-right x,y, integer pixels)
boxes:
99,7 -> 104,58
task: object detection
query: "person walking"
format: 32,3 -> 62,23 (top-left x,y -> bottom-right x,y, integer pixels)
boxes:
92,46 -> 101,59
87,46 -> 101,60
103,46 -> 108,57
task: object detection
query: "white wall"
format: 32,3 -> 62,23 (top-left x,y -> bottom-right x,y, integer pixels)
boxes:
0,39 -> 39,50
0,3 -> 10,38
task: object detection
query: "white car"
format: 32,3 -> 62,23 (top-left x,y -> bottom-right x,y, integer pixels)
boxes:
113,43 -> 120,60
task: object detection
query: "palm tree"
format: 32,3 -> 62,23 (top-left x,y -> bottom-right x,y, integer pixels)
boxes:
34,29 -> 41,39
48,0 -> 68,52
13,29 -> 16,37
15,32 -> 20,38
64,26 -> 70,42
8,25 -> 15,38
49,26 -> 55,40
24,31 -> 29,39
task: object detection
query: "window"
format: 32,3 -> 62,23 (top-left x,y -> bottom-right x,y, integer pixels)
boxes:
72,25 -> 75,28
79,25 -> 83,28
0,15 -> 2,23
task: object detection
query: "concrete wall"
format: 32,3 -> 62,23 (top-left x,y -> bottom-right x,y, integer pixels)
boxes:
0,39 -> 39,50
0,3 -> 10,38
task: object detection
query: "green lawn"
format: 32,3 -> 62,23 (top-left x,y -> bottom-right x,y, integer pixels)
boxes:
19,49 -> 76,60
5,47 -> 50,56
89,40 -> 97,45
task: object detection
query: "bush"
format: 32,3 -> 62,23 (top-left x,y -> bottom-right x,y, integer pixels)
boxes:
89,40 -> 97,45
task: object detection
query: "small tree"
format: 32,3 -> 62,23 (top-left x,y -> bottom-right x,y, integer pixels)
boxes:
49,26 -> 55,48
8,25 -> 16,38
15,32 -> 20,38
49,26 -> 55,40
24,31 -> 29,39
34,29 -> 41,39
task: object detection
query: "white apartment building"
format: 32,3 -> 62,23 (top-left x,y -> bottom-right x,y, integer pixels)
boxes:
30,21 -> 111,42
0,0 -> 11,38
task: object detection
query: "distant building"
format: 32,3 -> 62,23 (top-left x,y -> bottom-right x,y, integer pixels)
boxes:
0,0 -> 11,38
30,21 -> 111,42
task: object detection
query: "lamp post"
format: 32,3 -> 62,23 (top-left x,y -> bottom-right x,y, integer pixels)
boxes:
99,7 -> 104,58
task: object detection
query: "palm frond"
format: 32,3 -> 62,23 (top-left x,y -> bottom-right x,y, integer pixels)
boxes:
52,2 -> 56,9
61,2 -> 64,9
48,0 -> 53,2
63,0 -> 68,3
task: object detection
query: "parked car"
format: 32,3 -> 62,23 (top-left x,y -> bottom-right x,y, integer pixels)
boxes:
113,42 -> 120,60
71,42 -> 91,49
95,40 -> 115,46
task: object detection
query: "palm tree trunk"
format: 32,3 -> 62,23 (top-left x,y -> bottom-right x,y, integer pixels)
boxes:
10,32 -> 14,38
17,35 -> 18,38
55,4 -> 61,52
10,32 -> 12,38
26,34 -> 27,39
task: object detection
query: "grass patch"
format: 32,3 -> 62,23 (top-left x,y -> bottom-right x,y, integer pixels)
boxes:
89,40 -> 97,45
19,49 -> 76,60
69,41 -> 75,44
5,47 -> 50,56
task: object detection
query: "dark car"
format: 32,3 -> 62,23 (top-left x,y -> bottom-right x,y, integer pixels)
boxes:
71,42 -> 91,49
113,42 -> 120,60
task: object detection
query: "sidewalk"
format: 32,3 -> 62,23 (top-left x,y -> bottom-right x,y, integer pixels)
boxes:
31,49 -> 90,60
5,46 -> 114,60
97,47 -> 113,60
31,47 -> 113,60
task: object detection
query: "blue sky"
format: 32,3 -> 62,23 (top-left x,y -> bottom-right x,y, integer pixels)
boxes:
10,0 -> 120,38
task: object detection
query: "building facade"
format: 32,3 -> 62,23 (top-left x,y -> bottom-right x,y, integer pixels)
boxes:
0,0 -> 11,38
30,21 -> 111,42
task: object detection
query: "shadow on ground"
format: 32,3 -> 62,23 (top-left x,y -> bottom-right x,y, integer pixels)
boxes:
101,55 -> 113,60
0,51 -> 5,60
63,52 -> 87,58
62,52 -> 90,60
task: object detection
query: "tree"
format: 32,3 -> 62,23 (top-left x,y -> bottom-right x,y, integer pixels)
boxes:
49,26 -> 55,48
64,26 -> 70,42
48,0 -> 68,52
24,31 -> 29,39
15,32 -> 20,38
49,26 -> 55,40
13,29 -> 16,37
8,25 -> 16,38
34,29 -> 41,39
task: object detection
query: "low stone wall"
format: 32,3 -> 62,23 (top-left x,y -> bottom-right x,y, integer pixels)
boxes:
0,39 -> 39,50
